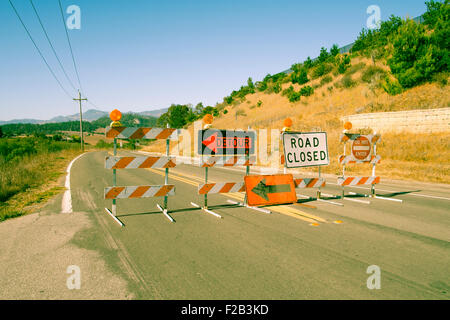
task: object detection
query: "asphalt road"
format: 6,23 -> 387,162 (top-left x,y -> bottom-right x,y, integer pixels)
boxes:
68,150 -> 449,299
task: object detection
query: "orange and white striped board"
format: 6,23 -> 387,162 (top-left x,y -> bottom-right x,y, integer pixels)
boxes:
337,176 -> 380,186
294,178 -> 326,188
105,156 -> 176,169
105,127 -> 178,140
198,182 -> 245,194
200,156 -> 256,167
338,155 -> 381,165
340,133 -> 381,144
104,185 -> 175,199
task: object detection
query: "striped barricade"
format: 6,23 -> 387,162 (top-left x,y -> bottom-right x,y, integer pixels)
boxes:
106,127 -> 178,140
105,156 -> 176,169
200,156 -> 256,167
294,178 -> 326,189
198,182 -> 245,195
338,155 -> 381,165
105,185 -> 175,199
104,125 -> 179,225
337,176 -> 380,186
337,131 -> 386,202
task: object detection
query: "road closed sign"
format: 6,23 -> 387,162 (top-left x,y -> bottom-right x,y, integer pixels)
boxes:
282,132 -> 329,168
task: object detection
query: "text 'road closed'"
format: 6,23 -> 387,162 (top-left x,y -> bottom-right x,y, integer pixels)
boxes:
282,132 -> 329,168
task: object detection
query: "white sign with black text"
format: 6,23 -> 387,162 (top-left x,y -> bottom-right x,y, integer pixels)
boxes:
282,132 -> 329,168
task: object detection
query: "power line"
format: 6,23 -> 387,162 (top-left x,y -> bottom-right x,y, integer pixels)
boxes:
56,0 -> 108,112
57,0 -> 83,94
29,0 -> 78,92
8,0 -> 75,99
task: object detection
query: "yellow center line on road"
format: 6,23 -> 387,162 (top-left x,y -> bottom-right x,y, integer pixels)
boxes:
146,168 -> 327,225
228,193 -> 327,224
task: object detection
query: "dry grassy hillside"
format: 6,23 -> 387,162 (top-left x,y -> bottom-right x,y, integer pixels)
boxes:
144,57 -> 450,184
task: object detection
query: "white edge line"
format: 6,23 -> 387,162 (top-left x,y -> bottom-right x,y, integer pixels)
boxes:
61,152 -> 87,213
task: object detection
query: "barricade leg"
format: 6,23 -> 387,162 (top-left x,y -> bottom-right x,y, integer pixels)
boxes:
191,165 -> 222,218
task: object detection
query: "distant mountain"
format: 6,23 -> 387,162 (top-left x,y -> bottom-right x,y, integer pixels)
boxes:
0,119 -> 45,125
0,108 -> 168,125
137,108 -> 168,118
48,109 -> 108,123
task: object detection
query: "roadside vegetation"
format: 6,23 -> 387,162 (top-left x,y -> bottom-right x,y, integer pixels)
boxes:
0,113 -> 158,222
0,135 -> 82,221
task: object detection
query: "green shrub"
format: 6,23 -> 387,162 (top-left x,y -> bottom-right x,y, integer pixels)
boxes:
338,55 -> 351,74
320,75 -> 333,86
382,76 -> 404,95
361,66 -> 387,83
300,86 -> 314,96
291,68 -> 309,85
311,63 -> 333,79
345,62 -> 366,75
273,82 -> 282,94
256,81 -> 267,92
288,92 -> 301,102
282,85 -> 295,97
336,74 -> 357,88
318,47 -> 329,63
432,72 -> 449,86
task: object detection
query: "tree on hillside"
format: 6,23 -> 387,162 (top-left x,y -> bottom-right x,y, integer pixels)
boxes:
291,67 -> 309,85
0,126 -> 3,138
157,112 -> 169,127
194,102 -> 204,115
165,104 -> 191,128
423,0 -> 448,28
304,57 -> 313,69
318,47 -> 329,63
247,77 -> 255,89
389,10 -> 448,88
330,44 -> 340,57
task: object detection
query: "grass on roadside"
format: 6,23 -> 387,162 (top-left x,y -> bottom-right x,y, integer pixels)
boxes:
0,137 -> 83,222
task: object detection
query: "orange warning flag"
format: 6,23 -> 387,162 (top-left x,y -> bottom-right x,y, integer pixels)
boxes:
244,174 -> 297,207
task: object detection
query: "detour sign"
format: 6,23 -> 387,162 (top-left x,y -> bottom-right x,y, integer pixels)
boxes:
244,174 -> 297,207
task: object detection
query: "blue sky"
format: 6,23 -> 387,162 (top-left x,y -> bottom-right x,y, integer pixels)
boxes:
0,0 -> 427,121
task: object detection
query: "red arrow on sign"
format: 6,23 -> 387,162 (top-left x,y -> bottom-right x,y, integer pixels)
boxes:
202,133 -> 218,153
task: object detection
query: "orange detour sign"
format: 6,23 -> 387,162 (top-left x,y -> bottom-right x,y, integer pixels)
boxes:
352,136 -> 371,161
244,174 -> 297,207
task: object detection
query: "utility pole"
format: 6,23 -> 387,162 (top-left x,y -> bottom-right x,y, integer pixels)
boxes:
73,90 -> 87,151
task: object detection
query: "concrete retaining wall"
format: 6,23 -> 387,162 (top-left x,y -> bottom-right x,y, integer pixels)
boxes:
341,108 -> 450,133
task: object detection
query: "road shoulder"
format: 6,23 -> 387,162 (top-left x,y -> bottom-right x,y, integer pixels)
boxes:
0,192 -> 132,299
